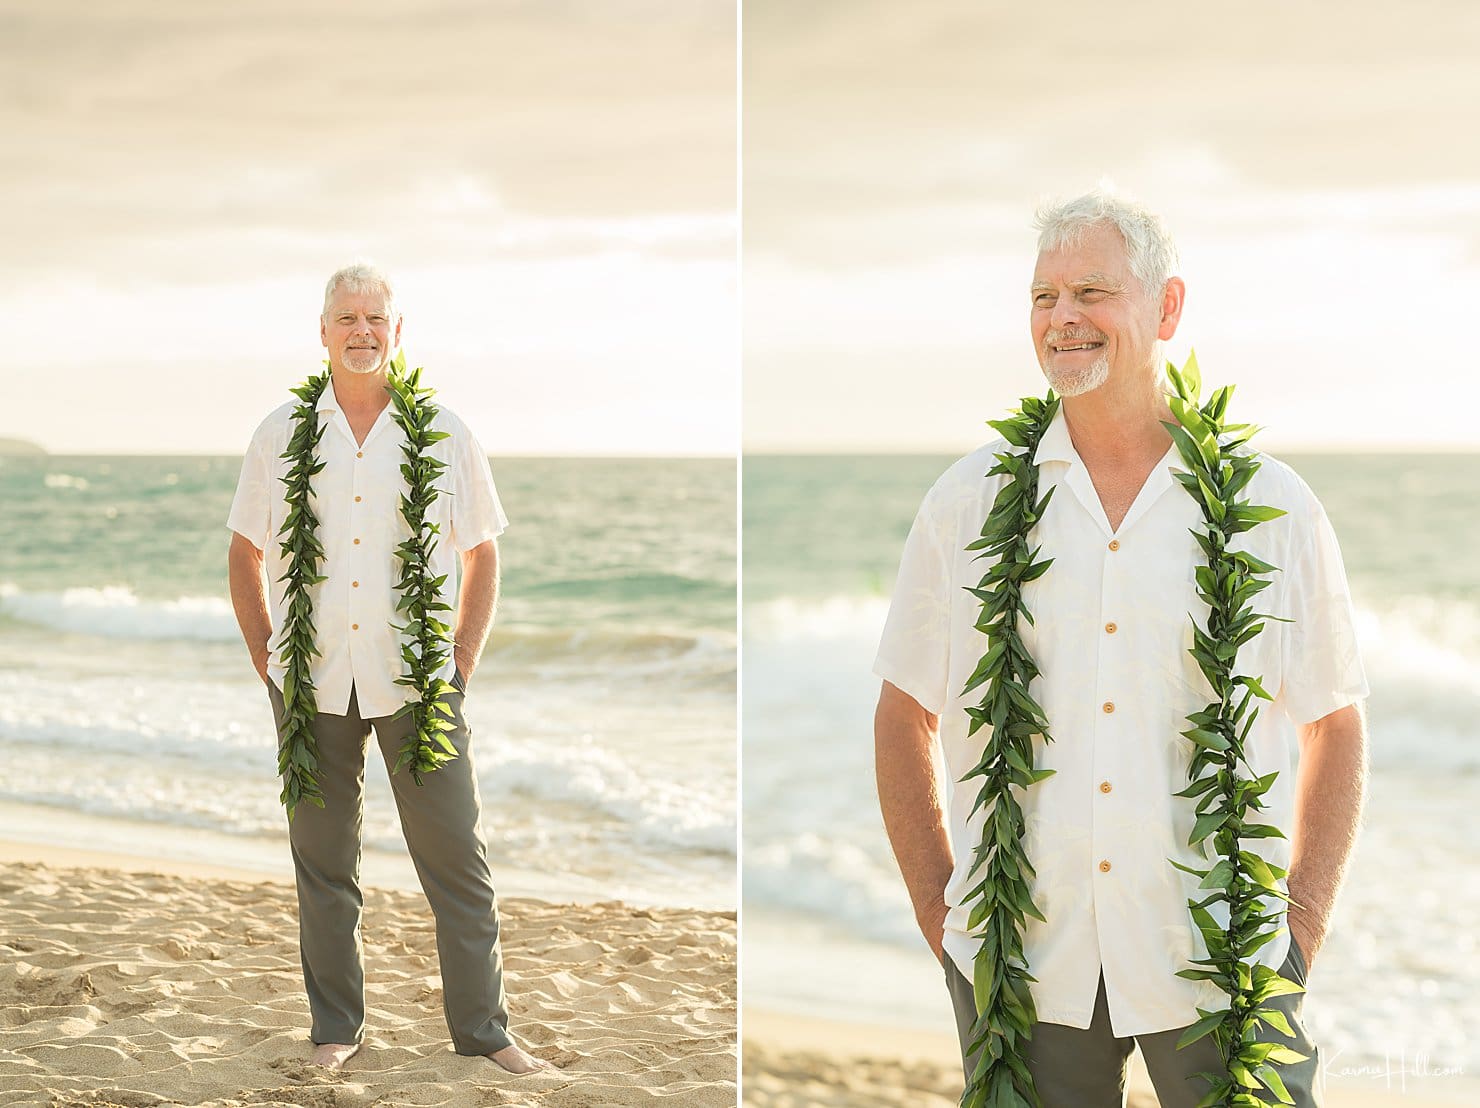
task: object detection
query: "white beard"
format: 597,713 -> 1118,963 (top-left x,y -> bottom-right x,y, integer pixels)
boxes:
1044,348 -> 1111,397
342,349 -> 382,375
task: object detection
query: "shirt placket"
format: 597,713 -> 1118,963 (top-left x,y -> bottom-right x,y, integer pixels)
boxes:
1093,534 -> 1125,884
347,437 -> 367,663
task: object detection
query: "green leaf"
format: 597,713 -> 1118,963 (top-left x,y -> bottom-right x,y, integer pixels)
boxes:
1199,858 -> 1235,890
1180,350 -> 1203,399
1255,1059 -> 1290,1100
1183,727 -> 1231,752
1234,674 -> 1274,701
987,418 -> 1031,448
1176,1008 -> 1225,1050
1190,810 -> 1227,846
1256,1006 -> 1296,1038
1233,504 -> 1288,524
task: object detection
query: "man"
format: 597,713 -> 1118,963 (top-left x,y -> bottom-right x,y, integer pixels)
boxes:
227,263 -> 547,1075
874,192 -> 1368,1107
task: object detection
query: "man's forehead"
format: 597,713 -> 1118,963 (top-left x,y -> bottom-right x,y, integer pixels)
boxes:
1030,267 -> 1127,290
1032,225 -> 1132,284
327,289 -> 394,314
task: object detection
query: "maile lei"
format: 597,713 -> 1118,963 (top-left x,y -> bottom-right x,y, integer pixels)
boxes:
958,353 -> 1307,1108
274,349 -> 462,819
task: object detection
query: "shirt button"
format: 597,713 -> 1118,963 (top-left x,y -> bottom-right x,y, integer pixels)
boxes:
1099,860 -> 1112,873
1108,539 -> 1120,551
1102,701 -> 1115,714
351,623 -> 359,630
352,581 -> 359,588
1105,622 -> 1117,634
355,495 -> 362,503
356,451 -> 364,459
353,538 -> 360,545
1099,780 -> 1113,793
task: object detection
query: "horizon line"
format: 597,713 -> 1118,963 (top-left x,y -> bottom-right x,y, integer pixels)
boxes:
743,443 -> 1480,456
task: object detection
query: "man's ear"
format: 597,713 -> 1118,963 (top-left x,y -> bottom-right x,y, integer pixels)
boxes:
1158,276 -> 1186,341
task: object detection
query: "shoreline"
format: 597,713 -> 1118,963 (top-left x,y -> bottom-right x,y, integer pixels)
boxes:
0,799 -> 734,912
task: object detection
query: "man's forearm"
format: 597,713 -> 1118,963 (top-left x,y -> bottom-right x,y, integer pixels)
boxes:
453,540 -> 500,674
875,681 -> 955,950
227,533 -> 272,679
1287,702 -> 1368,963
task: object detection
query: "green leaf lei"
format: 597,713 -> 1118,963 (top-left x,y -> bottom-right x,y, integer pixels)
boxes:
274,350 -> 461,819
958,354 -> 1305,1108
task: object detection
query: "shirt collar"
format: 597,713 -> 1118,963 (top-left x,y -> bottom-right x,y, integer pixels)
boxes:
1031,401 -> 1190,473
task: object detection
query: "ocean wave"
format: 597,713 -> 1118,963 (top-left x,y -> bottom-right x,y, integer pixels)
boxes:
0,680 -> 736,859
0,747 -> 734,866
0,582 -> 735,672
744,591 -> 1480,765
744,594 -> 891,643
480,736 -> 736,857
0,583 -> 237,641
744,833 -> 919,947
43,473 -> 90,491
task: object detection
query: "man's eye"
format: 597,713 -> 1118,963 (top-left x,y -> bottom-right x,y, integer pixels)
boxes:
1034,294 -> 1055,305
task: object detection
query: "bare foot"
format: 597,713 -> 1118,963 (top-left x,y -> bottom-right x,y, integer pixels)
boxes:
486,1042 -> 552,1074
307,1041 -> 360,1069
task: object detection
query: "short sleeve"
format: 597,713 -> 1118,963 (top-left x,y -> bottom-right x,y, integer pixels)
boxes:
872,484 -> 956,716
1278,490 -> 1369,725
227,417 -> 277,552
451,422 -> 508,552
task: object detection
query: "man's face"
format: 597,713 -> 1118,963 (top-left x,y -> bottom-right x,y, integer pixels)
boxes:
320,287 -> 401,376
1030,223 -> 1167,398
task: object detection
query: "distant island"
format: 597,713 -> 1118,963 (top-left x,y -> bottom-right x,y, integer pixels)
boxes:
0,437 -> 47,456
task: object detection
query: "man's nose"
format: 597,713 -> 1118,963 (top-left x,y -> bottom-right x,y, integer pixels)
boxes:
1049,295 -> 1081,329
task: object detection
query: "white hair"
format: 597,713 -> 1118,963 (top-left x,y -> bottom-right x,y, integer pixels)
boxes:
321,262 -> 397,318
1033,190 -> 1179,302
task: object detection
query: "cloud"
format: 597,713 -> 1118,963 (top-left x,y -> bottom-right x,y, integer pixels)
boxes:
2,0 -> 736,280
744,0 -> 1480,268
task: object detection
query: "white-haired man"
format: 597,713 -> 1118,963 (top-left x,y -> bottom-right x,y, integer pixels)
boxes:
874,193 -> 1368,1106
227,264 -> 547,1075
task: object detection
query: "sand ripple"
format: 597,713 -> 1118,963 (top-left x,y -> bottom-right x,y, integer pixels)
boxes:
0,861 -> 735,1106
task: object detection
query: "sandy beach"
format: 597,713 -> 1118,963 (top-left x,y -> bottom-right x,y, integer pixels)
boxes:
742,1008 -> 1476,1107
0,847 -> 736,1107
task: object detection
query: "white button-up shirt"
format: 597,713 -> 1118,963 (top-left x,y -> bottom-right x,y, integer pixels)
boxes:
874,405 -> 1368,1036
228,378 -> 508,719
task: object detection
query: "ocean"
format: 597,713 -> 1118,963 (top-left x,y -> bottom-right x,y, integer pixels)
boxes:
0,455 -> 736,910
743,451 -> 1480,1080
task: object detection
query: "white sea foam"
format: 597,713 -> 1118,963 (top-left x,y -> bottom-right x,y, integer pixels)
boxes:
0,582 -> 734,676
0,583 -> 238,641
744,592 -> 1480,771
0,665 -> 735,860
744,834 -> 919,947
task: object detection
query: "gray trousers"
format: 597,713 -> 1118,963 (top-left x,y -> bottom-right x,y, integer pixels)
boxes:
945,943 -> 1322,1106
267,672 -> 512,1054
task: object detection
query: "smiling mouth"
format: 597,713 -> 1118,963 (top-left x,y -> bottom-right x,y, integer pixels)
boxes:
1051,342 -> 1104,352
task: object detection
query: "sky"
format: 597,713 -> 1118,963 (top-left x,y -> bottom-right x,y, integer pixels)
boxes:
743,0 -> 1480,453
4,0 -> 736,455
